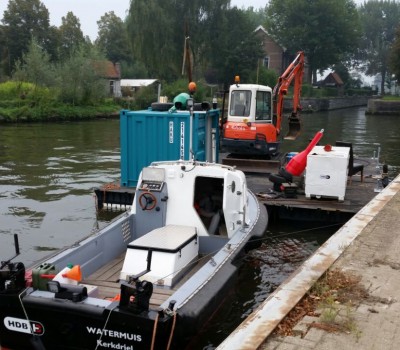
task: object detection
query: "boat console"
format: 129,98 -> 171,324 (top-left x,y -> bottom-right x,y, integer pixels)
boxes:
138,167 -> 165,192
135,167 -> 168,235
138,167 -> 165,191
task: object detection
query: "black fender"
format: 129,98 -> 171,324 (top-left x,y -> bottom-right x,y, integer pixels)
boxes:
151,102 -> 174,111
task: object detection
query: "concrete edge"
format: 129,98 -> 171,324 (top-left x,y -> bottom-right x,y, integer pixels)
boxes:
217,176 -> 400,350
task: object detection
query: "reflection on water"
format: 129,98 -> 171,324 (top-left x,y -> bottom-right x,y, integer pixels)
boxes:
1,107 -> 400,347
280,107 -> 400,176
0,120 -> 121,266
191,221 -> 338,349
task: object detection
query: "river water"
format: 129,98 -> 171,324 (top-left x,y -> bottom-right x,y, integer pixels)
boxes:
1,107 -> 400,348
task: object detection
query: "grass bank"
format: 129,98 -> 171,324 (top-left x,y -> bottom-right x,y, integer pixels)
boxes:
0,81 -> 125,123
0,102 -> 121,123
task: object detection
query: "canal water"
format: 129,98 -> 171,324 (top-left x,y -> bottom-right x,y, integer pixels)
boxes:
1,107 -> 400,348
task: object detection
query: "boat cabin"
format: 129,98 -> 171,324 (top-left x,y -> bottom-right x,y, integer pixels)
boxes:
119,161 -> 250,288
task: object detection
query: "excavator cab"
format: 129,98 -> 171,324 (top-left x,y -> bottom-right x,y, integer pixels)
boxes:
222,51 -> 305,155
285,112 -> 302,140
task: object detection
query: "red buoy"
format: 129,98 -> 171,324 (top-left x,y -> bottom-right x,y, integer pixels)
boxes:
285,129 -> 324,176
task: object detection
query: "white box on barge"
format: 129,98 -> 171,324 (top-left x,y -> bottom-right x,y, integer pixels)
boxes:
305,145 -> 350,201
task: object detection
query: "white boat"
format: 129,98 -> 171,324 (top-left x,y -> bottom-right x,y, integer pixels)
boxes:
0,159 -> 268,349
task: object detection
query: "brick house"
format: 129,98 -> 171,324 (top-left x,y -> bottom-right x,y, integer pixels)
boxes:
93,61 -> 122,97
254,25 -> 309,83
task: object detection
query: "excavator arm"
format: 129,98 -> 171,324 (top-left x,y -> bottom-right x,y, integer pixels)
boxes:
273,51 -> 305,140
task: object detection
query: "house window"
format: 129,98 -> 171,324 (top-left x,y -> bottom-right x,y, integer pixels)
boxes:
263,56 -> 270,68
109,81 -> 114,95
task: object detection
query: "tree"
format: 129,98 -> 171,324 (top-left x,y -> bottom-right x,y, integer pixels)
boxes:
358,0 -> 400,95
120,60 -> 148,79
12,38 -> 55,87
390,26 -> 400,84
45,25 -> 62,62
266,0 -> 361,83
58,12 -> 85,59
96,11 -> 131,63
56,46 -> 107,105
126,0 -> 232,82
191,0 -> 230,82
210,7 -> 264,88
127,0 -> 178,80
249,66 -> 278,88
0,25 -> 8,79
242,6 -> 267,29
2,0 -> 51,74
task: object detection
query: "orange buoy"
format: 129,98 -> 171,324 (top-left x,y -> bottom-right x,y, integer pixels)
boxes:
285,129 -> 324,176
188,81 -> 197,93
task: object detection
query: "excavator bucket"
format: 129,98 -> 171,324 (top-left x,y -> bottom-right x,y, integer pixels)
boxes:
284,114 -> 302,140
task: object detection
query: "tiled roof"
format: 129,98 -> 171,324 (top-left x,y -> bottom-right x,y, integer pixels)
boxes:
325,72 -> 344,85
92,61 -> 120,79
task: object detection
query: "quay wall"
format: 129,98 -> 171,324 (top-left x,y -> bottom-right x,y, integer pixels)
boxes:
366,99 -> 400,115
284,96 -> 369,112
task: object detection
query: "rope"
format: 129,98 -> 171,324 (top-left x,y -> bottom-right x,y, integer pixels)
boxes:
102,182 -> 121,191
166,312 -> 177,350
18,289 -> 46,350
95,303 -> 118,350
101,181 -> 121,208
18,288 -> 30,324
150,312 -> 159,350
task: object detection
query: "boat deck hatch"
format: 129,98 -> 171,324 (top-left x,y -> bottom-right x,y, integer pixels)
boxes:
120,225 -> 198,286
128,225 -> 197,253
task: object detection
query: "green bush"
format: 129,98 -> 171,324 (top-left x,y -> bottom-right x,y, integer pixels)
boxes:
0,81 -> 34,99
249,67 -> 278,88
382,95 -> 400,101
0,81 -> 54,104
346,87 -> 374,96
133,85 -> 160,109
161,79 -> 189,101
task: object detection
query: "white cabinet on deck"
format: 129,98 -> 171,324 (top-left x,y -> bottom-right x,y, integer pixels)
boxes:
305,146 -> 350,201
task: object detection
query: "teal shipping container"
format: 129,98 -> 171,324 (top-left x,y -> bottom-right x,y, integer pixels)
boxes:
120,108 -> 220,187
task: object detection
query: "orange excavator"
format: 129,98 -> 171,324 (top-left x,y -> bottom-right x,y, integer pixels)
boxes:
221,51 -> 305,157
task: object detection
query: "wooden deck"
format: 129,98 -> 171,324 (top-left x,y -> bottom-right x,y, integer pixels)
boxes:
82,253 -> 209,308
82,254 -> 173,308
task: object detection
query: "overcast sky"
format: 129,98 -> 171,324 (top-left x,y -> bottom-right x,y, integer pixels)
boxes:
0,0 -> 365,41
0,0 -> 268,41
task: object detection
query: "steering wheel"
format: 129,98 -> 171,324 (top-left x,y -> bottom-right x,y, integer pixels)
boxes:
138,192 -> 157,211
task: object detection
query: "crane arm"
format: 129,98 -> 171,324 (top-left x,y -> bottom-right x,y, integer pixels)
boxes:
272,51 -> 305,140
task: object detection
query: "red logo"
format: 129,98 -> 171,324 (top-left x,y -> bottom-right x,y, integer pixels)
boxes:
4,317 -> 45,335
